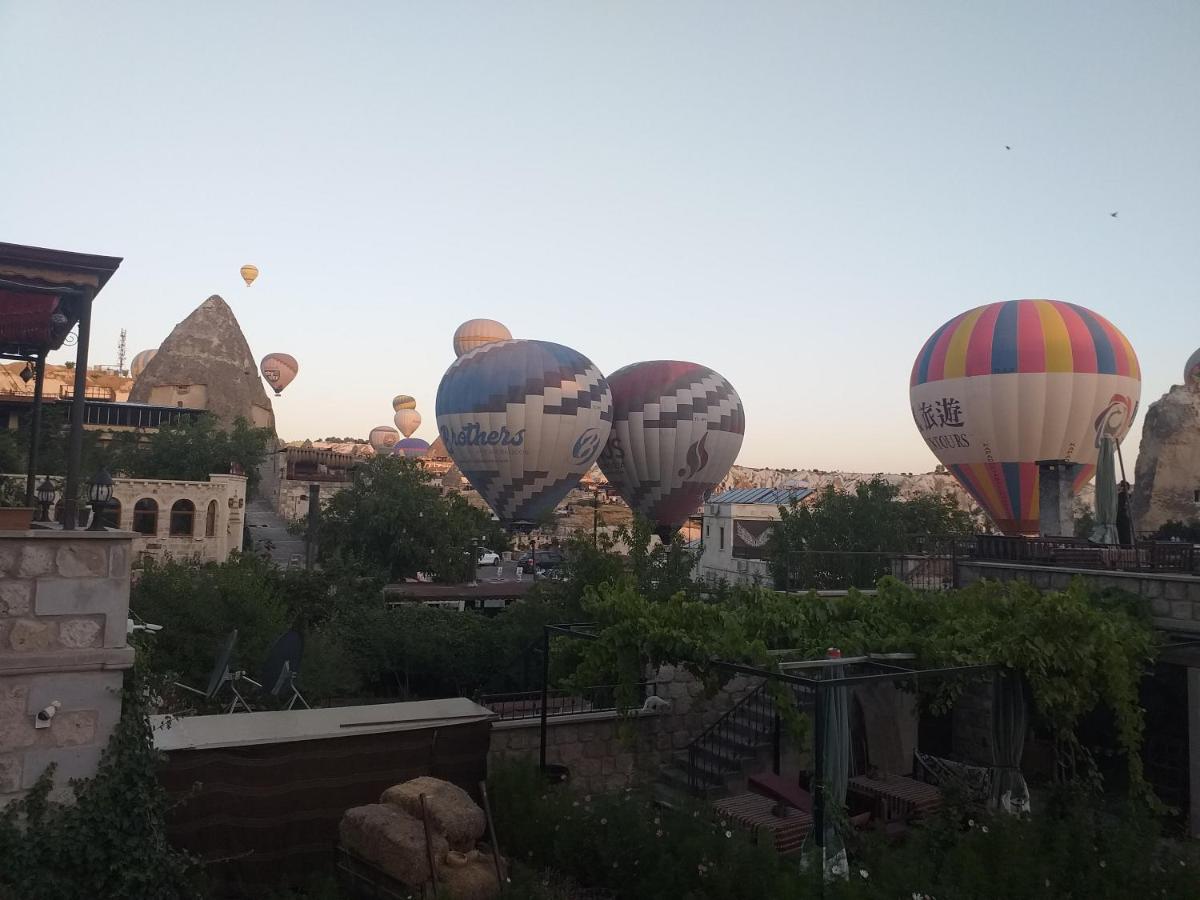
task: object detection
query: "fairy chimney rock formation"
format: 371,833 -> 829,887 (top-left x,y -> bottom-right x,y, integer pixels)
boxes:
129,295 -> 275,432
1131,384 -> 1200,534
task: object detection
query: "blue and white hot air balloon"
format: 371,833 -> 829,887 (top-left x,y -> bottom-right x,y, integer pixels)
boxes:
436,340 -> 612,525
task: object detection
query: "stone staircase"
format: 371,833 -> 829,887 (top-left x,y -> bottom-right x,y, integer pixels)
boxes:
655,680 -> 813,806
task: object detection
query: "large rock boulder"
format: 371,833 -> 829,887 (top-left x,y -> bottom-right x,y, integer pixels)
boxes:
380,776 -> 487,852
129,295 -> 275,432
339,803 -> 448,886
1132,385 -> 1200,534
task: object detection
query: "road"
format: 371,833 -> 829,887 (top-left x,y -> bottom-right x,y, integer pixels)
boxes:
244,496 -> 308,568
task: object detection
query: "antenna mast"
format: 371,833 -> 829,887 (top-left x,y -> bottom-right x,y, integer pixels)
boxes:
117,329 -> 128,374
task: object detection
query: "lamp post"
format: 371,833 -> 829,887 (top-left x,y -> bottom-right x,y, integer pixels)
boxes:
35,477 -> 56,523
87,469 -> 113,531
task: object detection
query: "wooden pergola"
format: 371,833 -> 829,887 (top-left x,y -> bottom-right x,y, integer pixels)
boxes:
0,242 -> 122,527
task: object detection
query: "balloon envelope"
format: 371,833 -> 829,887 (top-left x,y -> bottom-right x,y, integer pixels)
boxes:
260,353 -> 298,396
392,394 -> 417,411
453,319 -> 512,358
368,426 -> 400,452
130,349 -> 157,380
391,437 -> 431,459
911,299 -> 1141,535
436,339 -> 612,524
1185,348 -> 1200,390
598,361 -> 746,536
240,264 -> 259,287
394,408 -> 422,437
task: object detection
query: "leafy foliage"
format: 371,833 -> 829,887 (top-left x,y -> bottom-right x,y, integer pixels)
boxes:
317,455 -> 508,583
0,666 -> 201,900
1152,519 -> 1200,542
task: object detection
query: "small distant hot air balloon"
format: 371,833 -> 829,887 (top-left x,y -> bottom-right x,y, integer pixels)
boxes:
392,394 -> 417,411
391,437 -> 431,459
240,264 -> 259,287
259,354 -> 298,396
453,319 -> 512,358
436,339 -> 611,524
394,408 -> 422,438
911,299 -> 1141,535
598,361 -> 746,541
1184,348 -> 1200,390
129,349 -> 157,380
369,426 -> 400,453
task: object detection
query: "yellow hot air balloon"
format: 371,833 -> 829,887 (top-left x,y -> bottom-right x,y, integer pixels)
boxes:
392,394 -> 417,411
453,319 -> 511,358
240,264 -> 259,287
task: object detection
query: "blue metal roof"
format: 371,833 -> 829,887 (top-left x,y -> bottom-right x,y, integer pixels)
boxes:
707,486 -> 813,506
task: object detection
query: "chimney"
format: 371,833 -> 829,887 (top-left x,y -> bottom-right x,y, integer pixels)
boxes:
1037,459 -> 1080,537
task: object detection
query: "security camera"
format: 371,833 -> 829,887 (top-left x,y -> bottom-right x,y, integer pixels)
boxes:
35,700 -> 61,729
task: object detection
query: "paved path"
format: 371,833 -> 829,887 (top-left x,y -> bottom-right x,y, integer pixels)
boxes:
245,495 -> 308,568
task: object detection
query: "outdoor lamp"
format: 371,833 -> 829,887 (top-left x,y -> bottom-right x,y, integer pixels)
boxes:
87,468 -> 113,531
35,477 -> 56,523
19,364 -> 33,384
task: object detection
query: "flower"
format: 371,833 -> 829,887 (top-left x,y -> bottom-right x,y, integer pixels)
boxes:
612,861 -> 618,869
725,830 -> 733,838
859,868 -> 869,879
600,818 -> 607,825
585,795 -> 592,802
572,801 -> 579,808
967,818 -> 975,827
653,817 -> 660,825
656,829 -> 663,838
981,825 -> 989,834
1100,860 -> 1106,869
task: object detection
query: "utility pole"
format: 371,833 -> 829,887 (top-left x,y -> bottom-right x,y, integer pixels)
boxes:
304,483 -> 320,570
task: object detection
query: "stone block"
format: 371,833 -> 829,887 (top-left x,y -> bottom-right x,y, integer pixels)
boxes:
0,544 -> 17,575
1171,601 -> 1192,621
21,746 -> 104,789
0,685 -> 36,752
58,618 -> 102,649
16,544 -> 54,578
614,755 -> 634,775
9,619 -> 55,652
1165,581 -> 1187,601
56,545 -> 108,578
600,757 -> 615,776
575,758 -> 600,778
558,741 -> 584,764
33,577 -> 128,649
1151,598 -> 1171,617
0,581 -> 32,616
1188,583 -> 1200,603
1144,580 -> 1164,599
109,544 -> 130,578
0,755 -> 21,794
26,671 -> 122,723
671,730 -> 690,750
583,741 -> 606,760
52,710 -> 98,747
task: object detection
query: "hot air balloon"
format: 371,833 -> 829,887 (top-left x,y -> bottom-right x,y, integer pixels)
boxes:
259,353 -> 299,396
910,299 -> 1141,535
394,408 -> 422,438
369,426 -> 400,453
129,349 -> 157,380
1185,348 -> 1200,390
391,437 -> 431,459
436,339 -> 612,524
598,361 -> 746,541
392,394 -> 417,411
240,264 -> 259,287
453,319 -> 512,358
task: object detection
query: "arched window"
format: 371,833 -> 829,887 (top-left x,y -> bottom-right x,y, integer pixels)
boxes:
205,499 -> 218,537
170,500 -> 195,537
132,499 -> 158,536
102,498 -> 122,529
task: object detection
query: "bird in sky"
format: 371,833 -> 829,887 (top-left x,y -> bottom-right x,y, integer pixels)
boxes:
1110,211 -> 1119,218
1005,145 -> 1012,150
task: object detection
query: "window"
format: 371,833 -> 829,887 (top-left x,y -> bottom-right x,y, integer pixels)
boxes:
205,500 -> 218,537
132,499 -> 158,535
1194,489 -> 1200,503
170,499 -> 195,537
719,526 -> 725,550
706,524 -> 710,538
101,498 -> 122,529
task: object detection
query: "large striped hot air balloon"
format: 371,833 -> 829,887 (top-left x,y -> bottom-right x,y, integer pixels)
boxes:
910,299 -> 1141,535
436,340 -> 611,524
129,349 -> 157,380
369,426 -> 400,453
598,361 -> 745,539
391,437 -> 431,459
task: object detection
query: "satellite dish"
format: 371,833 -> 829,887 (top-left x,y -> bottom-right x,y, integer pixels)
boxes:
205,629 -> 239,699
259,629 -> 310,710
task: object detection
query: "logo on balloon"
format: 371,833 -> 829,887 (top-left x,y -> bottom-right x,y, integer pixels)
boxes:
1093,394 -> 1135,447
678,433 -> 711,479
571,428 -> 603,464
441,423 -> 525,448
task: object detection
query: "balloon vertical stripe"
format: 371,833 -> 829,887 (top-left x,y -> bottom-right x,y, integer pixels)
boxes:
1016,301 -> 1045,372
965,303 -> 1001,375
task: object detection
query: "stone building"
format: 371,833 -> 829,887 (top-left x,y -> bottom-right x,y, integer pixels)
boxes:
104,474 -> 246,566
695,486 -> 813,585
0,530 -> 135,806
1132,384 -> 1200,534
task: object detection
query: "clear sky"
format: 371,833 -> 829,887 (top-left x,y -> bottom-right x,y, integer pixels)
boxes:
2,1 -> 1197,472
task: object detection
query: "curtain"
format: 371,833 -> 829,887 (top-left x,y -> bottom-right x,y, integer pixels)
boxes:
990,671 -> 1031,814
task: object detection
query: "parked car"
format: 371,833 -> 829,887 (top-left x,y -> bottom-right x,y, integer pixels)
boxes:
518,549 -> 565,574
476,548 -> 500,566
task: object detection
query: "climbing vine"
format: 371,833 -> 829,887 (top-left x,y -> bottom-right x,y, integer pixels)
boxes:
572,576 -> 1156,794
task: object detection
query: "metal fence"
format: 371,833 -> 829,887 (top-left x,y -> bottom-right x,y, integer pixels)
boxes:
479,681 -> 660,721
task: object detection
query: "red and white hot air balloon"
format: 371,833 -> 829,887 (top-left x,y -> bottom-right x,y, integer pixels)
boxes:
260,353 -> 299,397
597,360 -> 745,541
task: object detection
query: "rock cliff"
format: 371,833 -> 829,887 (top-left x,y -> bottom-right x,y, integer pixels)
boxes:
1132,385 -> 1200,533
129,295 -> 274,431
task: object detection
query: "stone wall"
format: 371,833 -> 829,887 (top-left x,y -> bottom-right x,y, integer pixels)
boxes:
1132,385 -> 1200,535
957,560 -> 1200,633
0,531 -> 134,806
277,479 -> 346,523
487,665 -> 758,794
112,473 -> 246,566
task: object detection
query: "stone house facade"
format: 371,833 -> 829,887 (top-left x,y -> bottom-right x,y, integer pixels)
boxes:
106,474 -> 246,566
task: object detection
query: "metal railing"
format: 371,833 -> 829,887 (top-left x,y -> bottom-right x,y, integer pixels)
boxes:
782,550 -> 954,592
479,681 -> 659,722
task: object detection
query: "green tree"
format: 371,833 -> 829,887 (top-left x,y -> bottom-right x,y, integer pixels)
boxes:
317,455 -> 507,582
767,477 -> 978,589
111,415 -> 272,493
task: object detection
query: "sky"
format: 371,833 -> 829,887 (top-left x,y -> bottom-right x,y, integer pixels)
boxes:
1,1 -> 1197,472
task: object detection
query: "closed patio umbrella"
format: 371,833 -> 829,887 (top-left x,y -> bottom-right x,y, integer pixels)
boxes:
990,671 -> 1031,814
820,649 -> 850,879
1090,435 -> 1119,545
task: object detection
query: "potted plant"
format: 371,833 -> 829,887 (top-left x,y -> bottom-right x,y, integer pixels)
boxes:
0,475 -> 35,530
